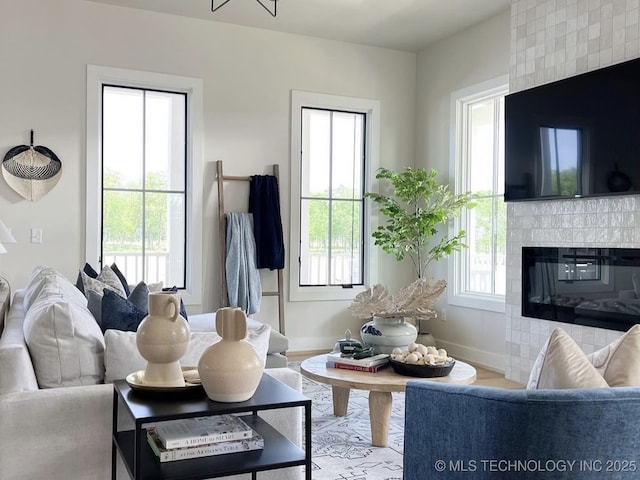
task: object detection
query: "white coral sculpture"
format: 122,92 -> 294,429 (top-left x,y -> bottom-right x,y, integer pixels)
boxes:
348,277 -> 447,319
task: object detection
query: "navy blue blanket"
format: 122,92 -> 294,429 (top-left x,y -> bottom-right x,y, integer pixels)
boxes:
249,175 -> 285,270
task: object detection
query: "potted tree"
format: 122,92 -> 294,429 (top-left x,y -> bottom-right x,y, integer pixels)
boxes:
349,167 -> 475,352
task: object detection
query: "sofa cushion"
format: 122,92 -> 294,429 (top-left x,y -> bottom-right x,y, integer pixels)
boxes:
587,324 -> 640,387
103,324 -> 270,383
23,283 -> 105,388
0,290 -> 39,394
23,265 -> 87,312
257,320 -> 288,353
527,327 -> 608,390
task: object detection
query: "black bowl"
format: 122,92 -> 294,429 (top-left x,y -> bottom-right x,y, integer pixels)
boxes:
389,358 -> 455,378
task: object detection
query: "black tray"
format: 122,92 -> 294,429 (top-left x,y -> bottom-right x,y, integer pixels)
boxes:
389,358 -> 455,378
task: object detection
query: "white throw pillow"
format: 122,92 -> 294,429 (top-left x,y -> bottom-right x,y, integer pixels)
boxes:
22,265 -> 52,310
587,324 -> 640,387
103,324 -> 270,384
22,265 -> 87,312
23,283 -> 105,388
527,327 -> 608,390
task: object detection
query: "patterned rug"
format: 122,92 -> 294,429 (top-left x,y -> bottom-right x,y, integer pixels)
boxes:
290,362 -> 405,480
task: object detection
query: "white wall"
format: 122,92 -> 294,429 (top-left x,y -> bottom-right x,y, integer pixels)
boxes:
0,0 -> 416,351
414,10 -> 511,371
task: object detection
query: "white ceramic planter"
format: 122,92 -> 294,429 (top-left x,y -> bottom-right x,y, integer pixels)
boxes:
360,316 -> 418,354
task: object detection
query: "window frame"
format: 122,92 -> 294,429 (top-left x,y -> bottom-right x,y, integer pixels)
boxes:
86,65 -> 203,306
448,75 -> 508,313
289,90 -> 380,302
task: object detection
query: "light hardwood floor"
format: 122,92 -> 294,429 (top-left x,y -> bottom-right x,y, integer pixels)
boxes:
473,364 -> 524,389
287,350 -> 524,389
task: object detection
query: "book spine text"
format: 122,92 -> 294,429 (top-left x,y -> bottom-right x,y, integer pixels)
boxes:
162,429 -> 253,449
326,361 -> 389,372
148,431 -> 264,462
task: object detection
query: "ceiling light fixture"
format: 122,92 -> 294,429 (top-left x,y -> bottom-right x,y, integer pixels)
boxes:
211,0 -> 277,17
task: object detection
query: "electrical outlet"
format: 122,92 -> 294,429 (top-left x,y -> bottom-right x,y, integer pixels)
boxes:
441,308 -> 447,322
31,228 -> 42,244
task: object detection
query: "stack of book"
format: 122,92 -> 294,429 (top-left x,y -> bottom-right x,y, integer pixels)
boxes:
146,414 -> 264,463
326,353 -> 390,372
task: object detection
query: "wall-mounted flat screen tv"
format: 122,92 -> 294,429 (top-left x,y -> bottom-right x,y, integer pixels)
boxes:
505,57 -> 640,201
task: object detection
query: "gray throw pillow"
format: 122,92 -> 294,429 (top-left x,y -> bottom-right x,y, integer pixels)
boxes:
88,281 -> 149,327
86,289 -> 103,325
128,281 -> 150,312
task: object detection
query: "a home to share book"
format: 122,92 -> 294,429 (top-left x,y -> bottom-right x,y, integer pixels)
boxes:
146,428 -> 264,463
153,414 -> 254,449
326,353 -> 390,372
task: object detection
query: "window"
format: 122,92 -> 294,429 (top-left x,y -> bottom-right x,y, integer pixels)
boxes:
102,86 -> 186,286
86,66 -> 203,306
299,108 -> 365,286
290,91 -> 380,301
449,76 -> 508,312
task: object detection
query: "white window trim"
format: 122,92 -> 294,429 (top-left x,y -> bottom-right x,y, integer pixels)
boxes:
86,65 -> 203,306
289,90 -> 380,302
448,75 -> 508,313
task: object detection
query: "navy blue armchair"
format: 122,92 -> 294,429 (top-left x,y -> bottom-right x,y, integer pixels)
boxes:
403,381 -> 640,480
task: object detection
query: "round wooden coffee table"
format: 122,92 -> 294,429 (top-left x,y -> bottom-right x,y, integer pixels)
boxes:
300,354 -> 476,447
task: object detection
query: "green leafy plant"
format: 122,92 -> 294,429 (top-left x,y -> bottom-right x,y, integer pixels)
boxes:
365,167 -> 476,278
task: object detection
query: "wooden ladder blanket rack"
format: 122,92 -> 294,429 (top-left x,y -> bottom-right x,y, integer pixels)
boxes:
216,160 -> 285,335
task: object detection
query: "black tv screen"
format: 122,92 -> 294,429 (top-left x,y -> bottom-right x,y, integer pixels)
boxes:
505,57 -> 640,201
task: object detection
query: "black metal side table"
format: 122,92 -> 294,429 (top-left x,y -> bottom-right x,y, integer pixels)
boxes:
112,373 -> 311,480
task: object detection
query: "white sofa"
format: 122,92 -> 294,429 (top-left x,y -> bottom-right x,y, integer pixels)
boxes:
0,269 -> 302,480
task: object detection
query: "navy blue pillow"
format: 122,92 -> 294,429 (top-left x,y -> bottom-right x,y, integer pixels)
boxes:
162,286 -> 188,320
75,263 -> 99,294
84,263 -> 99,278
101,289 -> 147,333
110,263 -> 131,297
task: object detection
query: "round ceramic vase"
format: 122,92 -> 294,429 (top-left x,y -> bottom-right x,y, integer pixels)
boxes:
360,316 -> 418,354
198,307 -> 264,402
136,291 -> 191,387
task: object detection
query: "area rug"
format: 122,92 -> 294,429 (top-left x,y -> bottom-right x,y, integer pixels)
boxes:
290,362 -> 405,480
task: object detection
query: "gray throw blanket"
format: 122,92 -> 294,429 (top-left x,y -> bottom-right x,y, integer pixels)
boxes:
225,212 -> 261,314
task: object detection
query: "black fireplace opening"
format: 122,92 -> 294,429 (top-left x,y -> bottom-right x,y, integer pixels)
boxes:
522,247 -> 640,332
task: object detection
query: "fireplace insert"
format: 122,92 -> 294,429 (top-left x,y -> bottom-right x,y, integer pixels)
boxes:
522,247 -> 640,331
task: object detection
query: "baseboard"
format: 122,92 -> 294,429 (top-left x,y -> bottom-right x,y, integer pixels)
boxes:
435,339 -> 505,373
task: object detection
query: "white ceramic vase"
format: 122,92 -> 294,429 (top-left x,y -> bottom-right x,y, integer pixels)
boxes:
360,315 -> 418,354
136,291 -> 191,387
198,307 -> 264,402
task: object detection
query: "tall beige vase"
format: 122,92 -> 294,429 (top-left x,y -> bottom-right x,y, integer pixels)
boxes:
198,307 -> 264,402
136,291 -> 191,387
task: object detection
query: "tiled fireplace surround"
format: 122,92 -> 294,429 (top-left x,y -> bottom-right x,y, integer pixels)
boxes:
506,0 -> 640,383
505,198 -> 640,382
